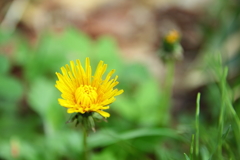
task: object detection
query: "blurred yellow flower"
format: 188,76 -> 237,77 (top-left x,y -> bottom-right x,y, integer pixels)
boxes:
165,30 -> 180,44
55,58 -> 123,118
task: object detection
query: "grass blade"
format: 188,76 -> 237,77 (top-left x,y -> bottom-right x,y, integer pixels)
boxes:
184,153 -> 191,160
196,92 -> 201,159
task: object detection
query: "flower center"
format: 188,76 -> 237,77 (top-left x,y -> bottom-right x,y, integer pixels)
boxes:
75,85 -> 98,107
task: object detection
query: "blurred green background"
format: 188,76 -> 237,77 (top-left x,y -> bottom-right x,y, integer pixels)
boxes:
0,0 -> 240,159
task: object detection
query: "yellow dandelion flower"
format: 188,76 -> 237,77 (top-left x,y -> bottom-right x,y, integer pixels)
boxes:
165,30 -> 180,44
55,57 -> 123,118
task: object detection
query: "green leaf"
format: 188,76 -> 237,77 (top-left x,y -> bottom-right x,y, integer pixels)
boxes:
59,28 -> 92,56
0,30 -> 12,44
0,76 -> 23,105
24,28 -> 94,80
94,36 -> 121,69
27,77 -> 66,132
14,37 -> 29,66
134,78 -> 161,125
0,55 -> 10,75
222,125 -> 231,140
88,128 -> 183,148
184,153 -> 191,160
92,149 -> 117,160
27,78 -> 56,116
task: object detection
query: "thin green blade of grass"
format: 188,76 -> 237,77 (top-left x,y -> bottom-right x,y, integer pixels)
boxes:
190,134 -> 195,160
88,128 -> 185,148
184,153 -> 191,160
218,61 -> 227,159
217,66 -> 231,159
222,125 -> 231,140
208,125 -> 232,160
195,92 -> 201,159
201,146 -> 210,160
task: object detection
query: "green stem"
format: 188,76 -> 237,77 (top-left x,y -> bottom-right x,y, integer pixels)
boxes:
82,122 -> 88,160
165,60 -> 175,95
160,60 -> 175,126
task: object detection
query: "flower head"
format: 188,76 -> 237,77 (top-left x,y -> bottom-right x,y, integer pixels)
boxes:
55,58 -> 123,118
165,30 -> 180,44
159,29 -> 183,62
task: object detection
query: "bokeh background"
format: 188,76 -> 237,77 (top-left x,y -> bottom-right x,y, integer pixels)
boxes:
0,0 -> 240,159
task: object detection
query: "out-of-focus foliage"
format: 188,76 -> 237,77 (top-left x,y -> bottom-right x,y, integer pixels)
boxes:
0,0 -> 240,159
0,27 -> 168,160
